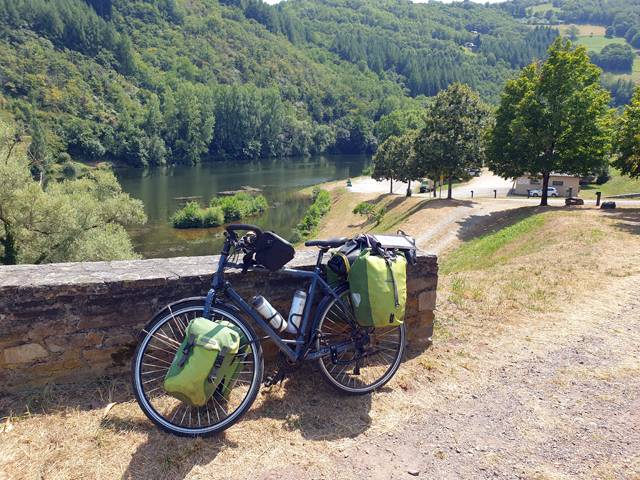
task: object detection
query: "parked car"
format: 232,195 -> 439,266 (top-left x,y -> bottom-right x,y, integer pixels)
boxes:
419,180 -> 431,193
528,187 -> 558,197
467,167 -> 481,177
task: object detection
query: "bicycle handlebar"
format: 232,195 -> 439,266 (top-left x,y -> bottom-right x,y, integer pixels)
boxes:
225,224 -> 263,236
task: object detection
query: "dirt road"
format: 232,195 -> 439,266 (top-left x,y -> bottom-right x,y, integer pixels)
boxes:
321,274 -> 640,479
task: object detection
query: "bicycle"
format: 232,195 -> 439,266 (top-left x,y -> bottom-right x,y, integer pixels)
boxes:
132,224 -> 406,436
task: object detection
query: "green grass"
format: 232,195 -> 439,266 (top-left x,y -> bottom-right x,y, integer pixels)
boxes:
441,213 -> 547,274
581,168 -> 640,199
575,35 -> 626,53
527,3 -> 560,14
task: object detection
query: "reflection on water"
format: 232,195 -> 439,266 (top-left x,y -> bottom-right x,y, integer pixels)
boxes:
115,154 -> 369,258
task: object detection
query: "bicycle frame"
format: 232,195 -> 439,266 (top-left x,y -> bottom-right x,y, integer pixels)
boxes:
202,237 -> 358,363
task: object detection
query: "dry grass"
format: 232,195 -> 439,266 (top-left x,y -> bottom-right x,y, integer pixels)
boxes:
2,208 -> 640,479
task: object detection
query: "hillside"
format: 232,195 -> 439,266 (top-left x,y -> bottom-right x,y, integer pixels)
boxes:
0,0 -> 558,167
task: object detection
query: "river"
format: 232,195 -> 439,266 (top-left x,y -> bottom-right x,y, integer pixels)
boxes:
115,154 -> 370,258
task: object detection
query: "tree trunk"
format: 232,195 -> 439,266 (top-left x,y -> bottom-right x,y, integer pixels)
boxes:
1,224 -> 18,265
540,171 -> 550,207
406,179 -> 411,197
390,177 -> 393,194
447,175 -> 453,199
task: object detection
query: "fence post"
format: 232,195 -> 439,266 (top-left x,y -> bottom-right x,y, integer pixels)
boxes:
493,189 -> 497,199
470,190 -> 474,199
596,191 -> 602,207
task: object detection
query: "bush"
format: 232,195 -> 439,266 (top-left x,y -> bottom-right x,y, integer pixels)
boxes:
210,193 -> 268,222
172,193 -> 266,228
201,206 -> 225,227
353,201 -> 385,225
61,161 -> 78,178
294,188 -> 332,241
171,202 -> 207,228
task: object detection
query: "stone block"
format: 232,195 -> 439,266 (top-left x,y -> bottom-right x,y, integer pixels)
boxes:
418,290 -> 437,312
3,343 -> 48,364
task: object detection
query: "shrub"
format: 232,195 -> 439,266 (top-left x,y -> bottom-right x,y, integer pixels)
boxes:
294,188 -> 332,241
201,206 -> 225,227
210,193 -> 268,222
61,161 -> 78,178
353,201 -> 386,225
172,193 -> 267,228
171,201 -> 205,228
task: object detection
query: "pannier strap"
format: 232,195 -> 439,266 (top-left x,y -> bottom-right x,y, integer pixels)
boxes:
372,240 -> 400,308
178,334 -> 196,368
208,346 -> 230,383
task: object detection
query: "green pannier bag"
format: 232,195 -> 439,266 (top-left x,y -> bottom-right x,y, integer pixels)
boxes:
347,249 -> 407,328
163,317 -> 243,406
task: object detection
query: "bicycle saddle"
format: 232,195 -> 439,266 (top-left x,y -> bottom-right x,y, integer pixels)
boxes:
304,237 -> 348,248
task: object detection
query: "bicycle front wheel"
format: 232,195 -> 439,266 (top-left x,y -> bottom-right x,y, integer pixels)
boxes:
316,285 -> 406,395
132,300 -> 263,436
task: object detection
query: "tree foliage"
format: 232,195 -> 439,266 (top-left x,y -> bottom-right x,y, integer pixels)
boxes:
590,43 -> 636,74
614,88 -> 640,178
487,39 -> 613,206
414,83 -> 489,199
0,0 -> 562,167
0,120 -> 146,265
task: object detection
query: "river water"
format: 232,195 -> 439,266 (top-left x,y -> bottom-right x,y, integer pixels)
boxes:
115,154 -> 369,258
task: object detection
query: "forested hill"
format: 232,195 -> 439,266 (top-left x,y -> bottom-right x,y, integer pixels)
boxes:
0,0 -> 557,167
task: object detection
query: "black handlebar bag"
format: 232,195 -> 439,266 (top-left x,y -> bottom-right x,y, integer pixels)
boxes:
254,231 -> 295,271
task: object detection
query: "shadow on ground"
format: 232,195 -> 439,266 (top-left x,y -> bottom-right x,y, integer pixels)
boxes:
454,205 -> 555,243
602,208 -> 640,236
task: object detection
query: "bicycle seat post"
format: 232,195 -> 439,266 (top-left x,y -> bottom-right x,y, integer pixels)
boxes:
315,248 -> 328,270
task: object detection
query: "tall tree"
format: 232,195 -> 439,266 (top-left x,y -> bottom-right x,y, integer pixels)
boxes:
414,83 -> 489,199
27,111 -> 49,185
488,39 -> 613,206
394,131 -> 422,197
614,87 -> 640,178
372,135 -> 402,194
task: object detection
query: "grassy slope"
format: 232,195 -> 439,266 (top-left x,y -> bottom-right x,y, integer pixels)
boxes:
581,168 -> 640,199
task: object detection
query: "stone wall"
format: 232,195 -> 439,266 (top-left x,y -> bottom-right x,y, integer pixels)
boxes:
0,252 -> 437,390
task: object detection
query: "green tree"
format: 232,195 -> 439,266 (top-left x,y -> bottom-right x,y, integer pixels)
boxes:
487,39 -> 613,206
375,109 -> 426,145
27,111 -> 49,185
394,131 -> 422,197
614,88 -> 640,178
164,84 -> 215,164
414,83 -> 489,199
0,120 -> 146,265
372,135 -> 402,194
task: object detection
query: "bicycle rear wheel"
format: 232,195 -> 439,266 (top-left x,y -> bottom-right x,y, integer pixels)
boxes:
132,300 -> 263,436
315,284 -> 406,394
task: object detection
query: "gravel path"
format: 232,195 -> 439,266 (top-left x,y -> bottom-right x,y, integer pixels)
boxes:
323,274 -> 640,479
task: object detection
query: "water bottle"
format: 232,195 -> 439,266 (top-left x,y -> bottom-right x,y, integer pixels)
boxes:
285,290 -> 307,334
251,296 -> 287,332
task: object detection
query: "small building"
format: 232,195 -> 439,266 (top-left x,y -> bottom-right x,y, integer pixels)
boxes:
512,174 -> 581,197
464,42 -> 476,49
